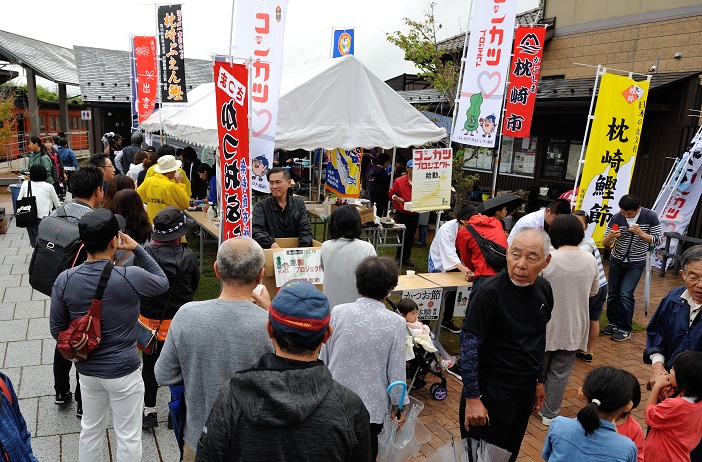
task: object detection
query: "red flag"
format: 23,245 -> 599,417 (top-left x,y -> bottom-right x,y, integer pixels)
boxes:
133,36 -> 158,124
502,27 -> 546,138
214,61 -> 251,239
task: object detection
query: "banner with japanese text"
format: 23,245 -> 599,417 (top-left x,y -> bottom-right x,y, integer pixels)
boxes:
158,4 -> 188,106
576,72 -> 649,246
502,26 -> 545,137
411,148 -> 452,212
402,289 -> 443,320
273,248 -> 324,287
332,28 -> 354,58
451,0 -> 518,148
325,148 -> 362,198
652,127 -> 702,267
214,61 -> 251,240
132,36 -> 158,124
233,0 -> 289,193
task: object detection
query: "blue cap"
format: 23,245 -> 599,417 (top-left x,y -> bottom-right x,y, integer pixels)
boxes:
269,280 -> 330,349
406,159 -> 414,168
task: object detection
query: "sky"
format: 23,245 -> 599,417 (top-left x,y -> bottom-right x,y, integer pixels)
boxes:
1,0 -> 538,90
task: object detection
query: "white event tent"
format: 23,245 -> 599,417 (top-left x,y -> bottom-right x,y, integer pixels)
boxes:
140,55 -> 447,149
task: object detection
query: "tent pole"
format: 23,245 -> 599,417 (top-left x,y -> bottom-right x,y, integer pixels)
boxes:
572,65 -> 603,210
318,149 -> 323,201
388,147 -> 397,218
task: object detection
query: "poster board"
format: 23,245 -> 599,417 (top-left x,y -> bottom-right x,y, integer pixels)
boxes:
402,288 -> 443,320
412,148 -> 452,212
272,248 -> 324,287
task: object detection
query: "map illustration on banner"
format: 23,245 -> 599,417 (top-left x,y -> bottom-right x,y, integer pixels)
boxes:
576,72 -> 649,246
325,148 -> 362,198
332,29 -> 354,58
273,248 -> 324,287
214,60 -> 251,239
233,0 -> 289,193
411,148 -> 452,212
451,0 -> 518,148
157,5 -> 188,106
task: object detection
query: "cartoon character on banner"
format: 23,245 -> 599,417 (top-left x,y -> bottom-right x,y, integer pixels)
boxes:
338,32 -> 352,56
252,155 -> 269,182
464,93 -> 484,135
480,114 -> 497,139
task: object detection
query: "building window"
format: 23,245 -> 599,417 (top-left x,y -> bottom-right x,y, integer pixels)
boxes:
500,137 -> 537,178
462,147 -> 494,172
39,116 -> 46,133
541,139 -> 585,182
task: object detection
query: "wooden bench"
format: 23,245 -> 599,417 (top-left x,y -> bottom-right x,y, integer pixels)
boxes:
658,231 -> 702,276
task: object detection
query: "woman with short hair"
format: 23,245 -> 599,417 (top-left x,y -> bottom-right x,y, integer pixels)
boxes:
19,164 -> 60,247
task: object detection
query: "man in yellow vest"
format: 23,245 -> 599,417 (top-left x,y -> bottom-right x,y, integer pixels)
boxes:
138,155 -> 190,222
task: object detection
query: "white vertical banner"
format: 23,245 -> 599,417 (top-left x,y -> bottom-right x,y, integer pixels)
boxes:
451,0 -> 518,148
652,127 -> 702,268
233,0 -> 289,193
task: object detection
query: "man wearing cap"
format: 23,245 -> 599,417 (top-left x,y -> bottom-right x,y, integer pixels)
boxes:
388,159 -> 418,267
195,280 -> 371,461
135,207 -> 200,428
138,154 -> 191,222
50,209 -> 170,461
252,167 -> 313,249
155,237 -> 274,461
507,198 -> 571,245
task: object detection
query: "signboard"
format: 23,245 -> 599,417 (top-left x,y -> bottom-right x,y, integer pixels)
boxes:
502,26 -> 545,138
402,289 -> 443,320
332,28 -> 354,58
411,148 -> 452,212
273,248 -> 324,287
453,285 -> 471,317
325,148 -> 362,198
576,72 -> 649,246
80,110 -> 91,120
451,0 -> 518,148
158,4 -> 188,106
233,0 -> 289,193
132,36 -> 158,124
214,60 -> 251,239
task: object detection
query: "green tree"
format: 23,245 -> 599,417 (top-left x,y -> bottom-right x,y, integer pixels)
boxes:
0,88 -> 17,161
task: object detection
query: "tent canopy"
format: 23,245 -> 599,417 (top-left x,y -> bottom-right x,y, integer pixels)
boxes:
140,55 -> 447,150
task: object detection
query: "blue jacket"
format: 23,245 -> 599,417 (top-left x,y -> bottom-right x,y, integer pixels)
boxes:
644,286 -> 702,371
56,146 -> 79,169
207,175 -> 218,205
543,416 -> 637,462
0,372 -> 39,462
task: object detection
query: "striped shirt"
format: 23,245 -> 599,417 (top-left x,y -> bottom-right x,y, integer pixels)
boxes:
606,208 -> 662,263
579,237 -> 607,288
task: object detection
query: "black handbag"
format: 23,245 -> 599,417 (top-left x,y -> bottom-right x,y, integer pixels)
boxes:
15,181 -> 38,228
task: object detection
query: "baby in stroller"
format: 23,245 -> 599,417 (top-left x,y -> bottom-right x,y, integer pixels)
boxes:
396,298 -> 456,400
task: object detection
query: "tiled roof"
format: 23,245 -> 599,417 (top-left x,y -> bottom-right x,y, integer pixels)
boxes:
0,30 -> 78,85
74,45 -> 213,103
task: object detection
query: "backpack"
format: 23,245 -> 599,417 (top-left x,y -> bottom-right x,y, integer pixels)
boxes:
28,206 -> 87,296
56,263 -> 112,362
464,224 -> 507,272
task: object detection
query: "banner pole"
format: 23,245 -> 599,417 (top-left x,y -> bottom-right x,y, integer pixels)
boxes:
247,57 -> 254,239
571,64 -> 604,210
229,0 -> 237,60
490,46 -> 514,197
449,0 -> 475,138
318,149 -> 323,201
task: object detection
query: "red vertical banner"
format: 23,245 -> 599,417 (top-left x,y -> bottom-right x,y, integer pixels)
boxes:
133,36 -> 158,124
502,26 -> 546,138
214,61 -> 251,240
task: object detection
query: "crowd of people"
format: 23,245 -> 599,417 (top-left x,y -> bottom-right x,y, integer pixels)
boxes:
4,137 -> 702,462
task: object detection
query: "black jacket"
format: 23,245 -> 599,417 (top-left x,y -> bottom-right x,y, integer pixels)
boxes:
134,243 -> 200,320
120,144 -> 142,173
252,196 -> 313,248
196,353 -> 371,462
366,165 -> 390,203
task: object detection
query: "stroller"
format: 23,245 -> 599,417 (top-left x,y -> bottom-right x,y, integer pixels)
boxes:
387,299 -> 452,401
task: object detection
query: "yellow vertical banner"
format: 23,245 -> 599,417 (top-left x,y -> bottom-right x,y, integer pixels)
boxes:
576,73 -> 649,246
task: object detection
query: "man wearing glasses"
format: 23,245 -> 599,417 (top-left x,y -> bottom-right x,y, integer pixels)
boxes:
89,153 -> 116,192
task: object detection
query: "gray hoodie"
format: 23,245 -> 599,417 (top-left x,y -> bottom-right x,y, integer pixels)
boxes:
196,353 -> 371,462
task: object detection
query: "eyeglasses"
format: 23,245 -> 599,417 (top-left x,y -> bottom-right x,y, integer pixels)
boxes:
684,274 -> 702,284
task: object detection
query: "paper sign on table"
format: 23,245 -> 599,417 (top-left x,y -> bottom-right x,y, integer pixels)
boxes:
453,286 -> 472,317
402,289 -> 443,320
272,248 -> 324,287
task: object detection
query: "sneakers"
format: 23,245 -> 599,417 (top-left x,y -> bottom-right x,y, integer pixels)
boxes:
611,330 -> 632,342
601,324 -> 617,335
441,321 -> 461,334
576,351 -> 593,363
76,407 -> 83,419
539,411 -> 554,426
55,391 -> 72,405
447,364 -> 462,381
142,412 -> 159,428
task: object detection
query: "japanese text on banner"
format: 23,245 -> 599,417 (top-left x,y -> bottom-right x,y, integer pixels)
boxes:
411,148 -> 452,212
272,248 -> 324,287
576,72 -> 649,246
132,36 -> 158,124
502,26 -> 545,138
402,289 -> 443,320
451,0 -> 518,148
157,4 -> 188,106
233,0 -> 289,193
214,61 -> 251,240
325,148 -> 363,198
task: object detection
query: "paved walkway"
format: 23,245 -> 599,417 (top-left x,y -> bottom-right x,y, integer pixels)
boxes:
0,192 -> 684,461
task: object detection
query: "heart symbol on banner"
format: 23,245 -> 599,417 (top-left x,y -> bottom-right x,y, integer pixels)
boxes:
252,108 -> 272,137
477,71 -> 502,98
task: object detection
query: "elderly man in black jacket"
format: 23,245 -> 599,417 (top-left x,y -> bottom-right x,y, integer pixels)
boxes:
252,167 -> 313,249
196,280 -> 371,462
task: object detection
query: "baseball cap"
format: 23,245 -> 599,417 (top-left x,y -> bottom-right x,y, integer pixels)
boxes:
78,208 -> 126,248
269,280 -> 331,349
406,159 -> 414,168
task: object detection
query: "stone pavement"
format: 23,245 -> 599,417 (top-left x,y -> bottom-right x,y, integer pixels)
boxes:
0,192 -> 685,461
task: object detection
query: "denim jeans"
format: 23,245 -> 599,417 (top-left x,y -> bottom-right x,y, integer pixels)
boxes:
606,258 -> 645,333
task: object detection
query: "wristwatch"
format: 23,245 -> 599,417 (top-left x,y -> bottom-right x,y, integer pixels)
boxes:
536,378 -> 545,384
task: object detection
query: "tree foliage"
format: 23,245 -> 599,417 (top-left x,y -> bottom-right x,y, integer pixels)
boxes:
0,88 -> 17,159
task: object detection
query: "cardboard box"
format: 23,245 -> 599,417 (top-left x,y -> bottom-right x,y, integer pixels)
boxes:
330,203 -> 375,224
262,238 -> 323,296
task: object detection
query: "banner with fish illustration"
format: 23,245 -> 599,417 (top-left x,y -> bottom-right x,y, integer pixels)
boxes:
325,148 -> 363,198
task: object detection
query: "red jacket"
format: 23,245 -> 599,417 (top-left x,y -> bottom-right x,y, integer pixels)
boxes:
456,215 -> 508,277
388,175 -> 415,215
